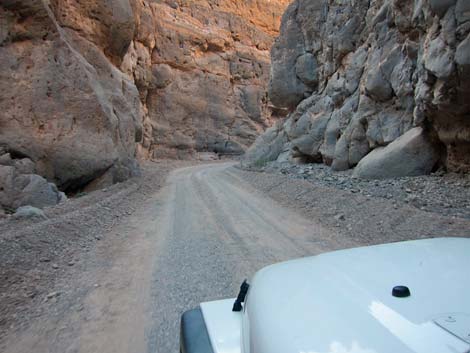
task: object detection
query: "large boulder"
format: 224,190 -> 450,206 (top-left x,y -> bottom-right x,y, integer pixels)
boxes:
12,174 -> 65,209
353,128 -> 441,179
0,165 -> 65,210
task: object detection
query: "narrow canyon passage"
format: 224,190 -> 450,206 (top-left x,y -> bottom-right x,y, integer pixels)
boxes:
2,163 -> 352,353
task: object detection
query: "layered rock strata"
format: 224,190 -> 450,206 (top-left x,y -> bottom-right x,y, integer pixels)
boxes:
124,0 -> 290,159
246,0 -> 470,177
1,0 -> 288,198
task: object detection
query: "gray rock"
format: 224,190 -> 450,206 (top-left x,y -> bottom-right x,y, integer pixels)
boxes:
423,36 -> 455,79
353,128 -> 441,179
13,206 -> 47,220
455,33 -> 470,93
295,53 -> 318,87
243,123 -> 288,167
348,122 -> 370,166
456,0 -> 470,24
367,109 -> 409,147
455,33 -> 470,68
268,2 -> 309,109
0,153 -> 13,166
290,111 -> 330,160
12,174 -> 63,209
250,0 -> 470,173
240,85 -> 264,123
331,135 -> 350,171
429,0 -> 456,17
57,190 -> 68,204
0,165 -> 16,208
13,158 -> 36,174
0,164 -> 64,210
365,67 -> 393,102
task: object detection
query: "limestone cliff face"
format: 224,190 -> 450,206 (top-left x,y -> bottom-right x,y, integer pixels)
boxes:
0,0 -> 288,197
246,0 -> 470,176
124,0 -> 290,159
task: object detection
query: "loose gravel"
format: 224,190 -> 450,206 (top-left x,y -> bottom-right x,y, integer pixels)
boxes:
252,162 -> 470,220
1,160 -> 468,353
0,160 -> 193,342
235,162 -> 470,246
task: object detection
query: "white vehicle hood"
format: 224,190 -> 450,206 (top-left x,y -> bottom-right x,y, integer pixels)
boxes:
201,299 -> 241,353
244,237 -> 470,353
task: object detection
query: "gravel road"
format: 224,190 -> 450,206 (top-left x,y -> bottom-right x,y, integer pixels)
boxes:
146,163 -> 352,353
2,162 -> 349,353
2,162 -> 467,353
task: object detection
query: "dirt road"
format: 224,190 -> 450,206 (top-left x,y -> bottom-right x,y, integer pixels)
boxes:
5,161 -> 467,353
2,162 -> 353,353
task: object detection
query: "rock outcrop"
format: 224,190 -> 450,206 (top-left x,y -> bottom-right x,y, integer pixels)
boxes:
246,0 -> 470,177
0,149 -> 66,212
1,0 -> 143,191
353,127 -> 441,179
124,0 -> 290,159
1,0 -> 288,195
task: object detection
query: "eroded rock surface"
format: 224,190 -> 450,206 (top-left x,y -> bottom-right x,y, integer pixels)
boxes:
0,149 -> 65,212
353,127 -> 442,179
1,0 -> 288,194
0,0 -> 142,191
247,0 -> 470,177
123,0 -> 290,159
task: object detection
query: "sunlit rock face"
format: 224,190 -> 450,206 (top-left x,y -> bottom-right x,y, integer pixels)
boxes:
124,0 -> 290,159
246,0 -> 470,176
0,0 -> 288,191
0,0 -> 142,190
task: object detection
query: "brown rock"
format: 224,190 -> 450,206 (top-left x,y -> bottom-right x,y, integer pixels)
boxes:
1,0 -> 289,191
129,0 -> 290,159
0,0 -> 142,191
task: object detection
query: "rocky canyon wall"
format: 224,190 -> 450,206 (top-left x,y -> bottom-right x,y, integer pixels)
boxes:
125,0 -> 290,159
0,0 -> 288,208
1,0 -> 143,195
246,0 -> 470,177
